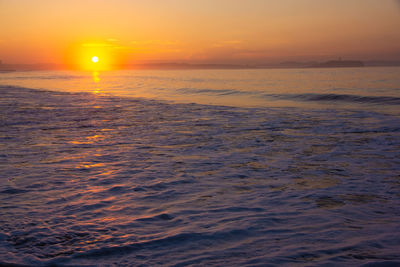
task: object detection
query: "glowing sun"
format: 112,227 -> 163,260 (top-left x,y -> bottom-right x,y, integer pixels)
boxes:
92,56 -> 99,63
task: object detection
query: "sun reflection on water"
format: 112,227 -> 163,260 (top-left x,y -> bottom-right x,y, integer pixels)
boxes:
92,71 -> 101,94
92,71 -> 100,83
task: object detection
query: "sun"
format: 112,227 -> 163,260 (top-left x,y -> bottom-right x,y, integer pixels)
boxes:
68,43 -> 118,70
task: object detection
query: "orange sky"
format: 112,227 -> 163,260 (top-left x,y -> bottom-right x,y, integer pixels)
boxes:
1,0 -> 400,68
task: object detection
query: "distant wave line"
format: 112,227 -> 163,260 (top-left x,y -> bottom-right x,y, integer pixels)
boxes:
176,87 -> 254,96
177,87 -> 400,105
265,93 -> 400,105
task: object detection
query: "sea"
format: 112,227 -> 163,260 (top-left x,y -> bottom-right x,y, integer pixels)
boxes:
0,67 -> 399,266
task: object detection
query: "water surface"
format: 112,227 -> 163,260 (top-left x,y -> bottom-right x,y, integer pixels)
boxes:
0,68 -> 399,266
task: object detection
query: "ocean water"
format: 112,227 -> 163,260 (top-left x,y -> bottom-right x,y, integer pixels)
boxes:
0,68 -> 399,266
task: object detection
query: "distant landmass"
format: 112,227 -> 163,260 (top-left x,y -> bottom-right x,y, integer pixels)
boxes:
0,62 -> 56,72
308,60 -> 365,68
277,60 -> 367,69
125,59 -> 400,70
127,62 -> 249,70
128,60 -> 397,70
1,59 -> 400,71
0,60 -> 15,72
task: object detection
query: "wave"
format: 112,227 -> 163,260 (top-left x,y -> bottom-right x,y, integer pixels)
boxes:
174,87 -> 400,106
1,84 -> 400,266
61,229 -> 252,260
10,74 -> 84,80
265,93 -> 400,105
177,87 -> 252,96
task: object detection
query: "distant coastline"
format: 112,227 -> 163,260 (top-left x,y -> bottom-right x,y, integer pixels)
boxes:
0,60 -> 15,72
1,60 -> 400,71
0,69 -> 16,73
307,60 -> 364,68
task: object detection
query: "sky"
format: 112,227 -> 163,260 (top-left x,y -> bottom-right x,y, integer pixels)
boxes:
1,0 -> 400,68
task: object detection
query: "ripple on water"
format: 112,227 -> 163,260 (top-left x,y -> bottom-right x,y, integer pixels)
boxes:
0,86 -> 400,266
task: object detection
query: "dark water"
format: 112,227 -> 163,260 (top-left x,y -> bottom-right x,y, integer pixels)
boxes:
0,68 -> 400,266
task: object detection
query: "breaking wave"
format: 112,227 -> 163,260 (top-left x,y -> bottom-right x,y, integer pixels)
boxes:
265,93 -> 400,105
